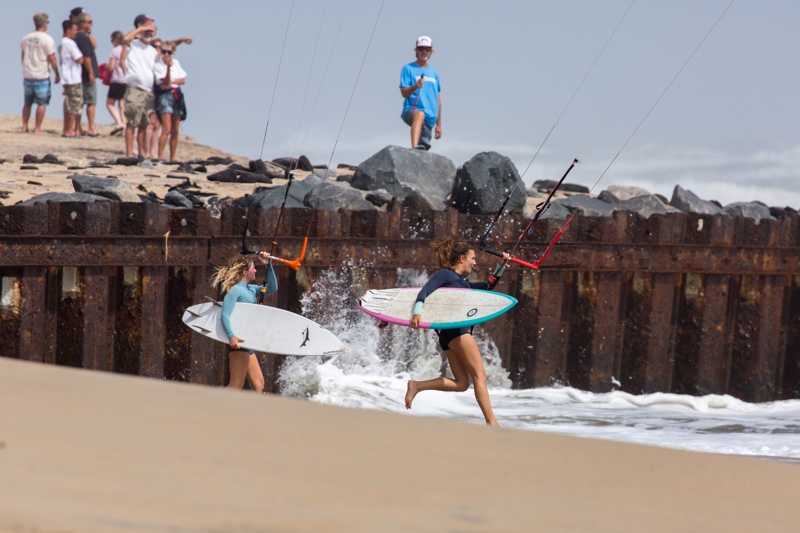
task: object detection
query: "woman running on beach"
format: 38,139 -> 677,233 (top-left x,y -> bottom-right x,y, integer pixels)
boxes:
211,252 -> 277,391
405,238 -> 506,426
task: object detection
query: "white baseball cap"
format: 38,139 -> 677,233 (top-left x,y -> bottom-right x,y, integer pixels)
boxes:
416,35 -> 432,47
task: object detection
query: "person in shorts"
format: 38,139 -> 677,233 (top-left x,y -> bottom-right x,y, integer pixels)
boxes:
399,35 -> 442,151
20,12 -> 60,133
105,30 -> 126,135
122,15 -> 159,158
153,41 -> 188,162
210,253 -> 278,392
74,12 -> 99,136
59,20 -> 84,137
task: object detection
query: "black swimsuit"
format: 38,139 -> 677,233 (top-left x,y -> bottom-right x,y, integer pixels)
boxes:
415,269 -> 488,351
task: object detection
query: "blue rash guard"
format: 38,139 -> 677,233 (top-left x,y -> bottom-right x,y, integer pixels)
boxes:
414,269 -> 489,351
399,62 -> 441,128
220,264 -> 277,339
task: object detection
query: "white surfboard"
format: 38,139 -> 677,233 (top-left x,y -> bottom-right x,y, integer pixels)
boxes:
357,287 -> 517,329
182,301 -> 346,356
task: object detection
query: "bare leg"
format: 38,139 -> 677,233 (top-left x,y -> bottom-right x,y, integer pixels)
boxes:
406,334 -> 498,426
124,124 -> 135,156
147,113 -> 160,159
409,109 -> 425,148
136,125 -> 147,158
245,354 -> 265,393
33,105 -> 46,133
118,99 -> 126,127
86,104 -> 98,134
22,104 -> 32,132
168,113 -> 180,162
227,351 -> 251,389
405,342 -> 471,409
106,98 -> 123,127
158,114 -> 171,160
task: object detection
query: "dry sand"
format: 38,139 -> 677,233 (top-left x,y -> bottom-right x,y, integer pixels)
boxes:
0,114 -> 306,207
0,357 -> 798,533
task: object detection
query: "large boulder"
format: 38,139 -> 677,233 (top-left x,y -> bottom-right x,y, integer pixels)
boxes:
451,152 -> 526,214
235,175 -> 324,209
552,195 -> 615,217
351,145 -> 456,210
670,185 -> 722,215
71,174 -> 141,202
722,202 -> 775,224
304,182 -> 374,211
18,192 -> 111,205
613,194 -> 673,218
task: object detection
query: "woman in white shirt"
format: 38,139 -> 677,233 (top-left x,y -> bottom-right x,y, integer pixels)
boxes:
153,41 -> 187,163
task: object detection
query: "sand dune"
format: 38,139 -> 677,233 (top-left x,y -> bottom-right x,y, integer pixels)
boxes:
0,357 -> 797,533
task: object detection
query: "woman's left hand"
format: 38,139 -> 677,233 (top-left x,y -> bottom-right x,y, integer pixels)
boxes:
256,251 -> 270,264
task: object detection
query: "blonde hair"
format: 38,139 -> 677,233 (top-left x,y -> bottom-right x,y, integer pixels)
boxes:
210,255 -> 253,294
431,238 -> 471,269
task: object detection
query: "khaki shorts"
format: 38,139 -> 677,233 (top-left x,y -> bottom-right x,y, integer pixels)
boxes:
63,84 -> 83,115
123,85 -> 155,128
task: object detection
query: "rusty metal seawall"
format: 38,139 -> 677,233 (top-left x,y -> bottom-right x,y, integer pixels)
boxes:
1,201 -> 798,401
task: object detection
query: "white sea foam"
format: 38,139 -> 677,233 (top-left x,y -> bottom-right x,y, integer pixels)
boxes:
278,266 -> 800,460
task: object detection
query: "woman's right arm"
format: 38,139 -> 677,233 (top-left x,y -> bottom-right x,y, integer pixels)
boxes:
411,271 -> 448,328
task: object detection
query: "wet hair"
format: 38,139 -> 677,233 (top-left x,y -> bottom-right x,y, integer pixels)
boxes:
110,30 -> 124,46
33,13 -> 49,29
210,255 -> 254,294
431,238 -> 472,269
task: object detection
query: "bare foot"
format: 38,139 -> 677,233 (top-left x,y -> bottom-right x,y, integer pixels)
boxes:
405,380 -> 418,410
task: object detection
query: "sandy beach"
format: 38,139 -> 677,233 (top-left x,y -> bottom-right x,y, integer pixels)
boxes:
2,112 -> 799,532
0,357 -> 798,533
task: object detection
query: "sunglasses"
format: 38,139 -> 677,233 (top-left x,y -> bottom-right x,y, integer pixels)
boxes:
162,50 -> 174,55
416,47 -> 432,52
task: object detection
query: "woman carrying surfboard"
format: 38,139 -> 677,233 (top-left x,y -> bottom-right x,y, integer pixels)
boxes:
211,252 -> 277,392
406,238 -> 507,426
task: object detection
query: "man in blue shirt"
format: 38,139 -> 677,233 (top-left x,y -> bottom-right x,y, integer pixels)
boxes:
399,35 -> 442,151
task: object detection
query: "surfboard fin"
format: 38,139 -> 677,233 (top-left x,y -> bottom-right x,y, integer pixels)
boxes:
204,296 -> 223,307
185,308 -> 201,318
193,325 -> 211,334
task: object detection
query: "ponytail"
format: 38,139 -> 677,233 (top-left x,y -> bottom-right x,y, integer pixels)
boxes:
430,238 -> 472,269
210,255 -> 253,294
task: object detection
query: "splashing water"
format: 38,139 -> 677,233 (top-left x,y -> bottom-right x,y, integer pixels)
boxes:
277,266 -> 800,461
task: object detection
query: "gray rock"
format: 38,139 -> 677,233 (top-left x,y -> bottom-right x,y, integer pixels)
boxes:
614,194 -> 673,218
164,190 -> 194,209
18,192 -> 111,205
552,195 -> 615,217
604,185 -> 652,201
351,145 -> 456,210
597,190 -> 621,204
402,190 -> 439,210
304,181 -> 375,211
532,180 -> 589,194
237,175 -> 324,209
365,189 -> 392,207
312,169 -> 338,180
450,151 -> 526,215
71,174 -> 141,202
670,185 -> 722,215
722,202 -> 775,224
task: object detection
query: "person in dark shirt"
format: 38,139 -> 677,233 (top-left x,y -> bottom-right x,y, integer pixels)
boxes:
74,12 -> 99,136
405,238 -> 507,426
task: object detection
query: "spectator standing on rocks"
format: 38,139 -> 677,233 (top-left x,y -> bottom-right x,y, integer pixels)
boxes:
20,13 -> 60,133
122,14 -> 159,159
105,30 -> 127,135
74,12 -> 99,136
399,35 -> 442,151
154,40 -> 189,162
59,20 -> 84,138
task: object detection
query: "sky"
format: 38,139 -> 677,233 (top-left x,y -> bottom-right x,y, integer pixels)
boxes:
6,1 -> 799,207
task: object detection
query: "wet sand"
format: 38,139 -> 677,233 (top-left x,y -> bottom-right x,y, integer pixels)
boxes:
0,357 -> 797,533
